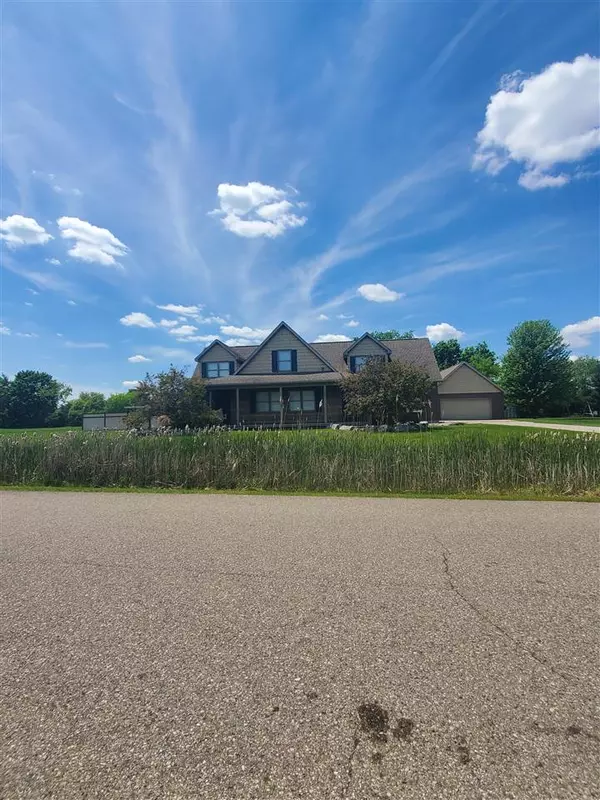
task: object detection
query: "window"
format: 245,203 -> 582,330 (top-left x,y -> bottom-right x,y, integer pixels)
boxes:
350,354 -> 385,372
205,361 -> 232,378
352,356 -> 369,373
272,349 -> 296,372
256,390 -> 281,412
288,390 -> 316,411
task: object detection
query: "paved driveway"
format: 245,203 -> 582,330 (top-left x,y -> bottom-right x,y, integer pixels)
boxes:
1,492 -> 598,799
453,419 -> 600,433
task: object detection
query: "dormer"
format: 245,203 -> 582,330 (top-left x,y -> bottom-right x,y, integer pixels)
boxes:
343,333 -> 391,373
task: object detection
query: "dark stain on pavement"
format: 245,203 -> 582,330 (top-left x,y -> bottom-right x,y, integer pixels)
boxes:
392,718 -> 415,741
358,702 -> 389,742
456,736 -> 471,764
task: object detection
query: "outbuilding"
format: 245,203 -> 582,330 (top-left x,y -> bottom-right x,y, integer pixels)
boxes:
438,362 -> 504,420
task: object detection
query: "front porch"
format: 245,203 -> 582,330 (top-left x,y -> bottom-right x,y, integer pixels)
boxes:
208,385 -> 344,427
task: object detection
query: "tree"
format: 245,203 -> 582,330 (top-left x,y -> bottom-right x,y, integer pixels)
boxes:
501,320 -> 572,416
461,342 -> 500,380
135,366 -> 221,428
2,371 -> 71,428
105,391 -> 138,412
66,392 -> 106,426
367,330 -> 415,340
0,375 -> 11,427
570,356 -> 600,415
433,339 -> 462,370
341,358 -> 433,425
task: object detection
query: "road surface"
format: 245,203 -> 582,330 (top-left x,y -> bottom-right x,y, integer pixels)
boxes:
1,492 -> 599,799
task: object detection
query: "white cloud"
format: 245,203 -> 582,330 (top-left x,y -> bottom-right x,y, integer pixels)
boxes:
46,258 -> 61,265
24,302 -> 33,307
473,55 -> 600,189
345,320 -> 360,328
176,334 -> 219,343
426,323 -> 466,343
560,316 -> 600,349
317,314 -> 329,321
337,313 -> 352,319
158,319 -> 179,328
314,333 -> 352,343
147,345 -> 196,360
67,300 -> 77,306
56,333 -> 63,338
64,341 -> 109,349
122,381 -> 140,388
0,215 -> 52,247
211,182 -> 307,238
220,325 -> 271,342
194,314 -> 226,325
26,288 -> 40,295
57,217 -> 128,266
156,303 -> 201,316
168,324 -> 198,337
224,338 -> 260,347
15,332 -> 39,338
128,354 -> 151,363
1,326 -> 11,335
357,283 -> 404,302
120,312 -> 156,328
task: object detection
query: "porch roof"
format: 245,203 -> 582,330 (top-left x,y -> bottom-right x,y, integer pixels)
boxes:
205,372 -> 343,388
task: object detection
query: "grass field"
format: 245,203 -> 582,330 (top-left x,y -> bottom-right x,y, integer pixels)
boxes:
0,426 -> 597,497
516,417 -> 599,427
0,427 -> 79,436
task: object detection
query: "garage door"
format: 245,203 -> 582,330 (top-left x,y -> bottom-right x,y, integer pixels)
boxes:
440,397 -> 492,420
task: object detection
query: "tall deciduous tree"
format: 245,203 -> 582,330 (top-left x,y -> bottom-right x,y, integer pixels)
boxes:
461,342 -> 500,380
367,330 -> 415,340
570,356 -> 600,415
341,358 -> 432,425
105,390 -> 138,412
501,320 -> 572,416
433,339 -> 462,370
66,392 -> 106,426
1,371 -> 71,428
135,366 -> 220,428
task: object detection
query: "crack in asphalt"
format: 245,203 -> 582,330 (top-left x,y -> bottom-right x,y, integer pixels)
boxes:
341,726 -> 360,798
439,544 -> 571,684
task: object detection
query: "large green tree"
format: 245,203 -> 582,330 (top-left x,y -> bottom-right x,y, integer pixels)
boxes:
433,339 -> 462,370
135,366 -> 220,428
569,356 -> 600,415
105,390 -> 138,412
66,392 -> 106,426
367,330 -> 415,340
341,358 -> 432,425
501,320 -> 572,416
461,342 -> 500,380
1,371 -> 71,428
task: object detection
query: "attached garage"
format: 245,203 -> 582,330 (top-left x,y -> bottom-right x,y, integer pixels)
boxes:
440,396 -> 492,420
437,363 -> 504,420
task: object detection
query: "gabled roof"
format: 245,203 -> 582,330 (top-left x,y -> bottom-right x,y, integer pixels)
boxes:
234,321 -> 335,375
194,339 -> 242,363
440,361 -> 502,391
343,333 -> 391,357
312,338 -> 442,381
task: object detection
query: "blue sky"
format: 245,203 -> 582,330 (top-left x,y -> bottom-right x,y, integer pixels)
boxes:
1,0 -> 599,396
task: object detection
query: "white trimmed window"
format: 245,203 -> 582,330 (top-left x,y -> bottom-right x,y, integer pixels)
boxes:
256,390 -> 281,412
288,390 -> 316,411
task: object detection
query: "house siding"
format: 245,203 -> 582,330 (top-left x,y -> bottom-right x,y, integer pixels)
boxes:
230,386 -> 344,424
345,338 -> 389,358
237,328 -> 331,375
438,365 -> 501,394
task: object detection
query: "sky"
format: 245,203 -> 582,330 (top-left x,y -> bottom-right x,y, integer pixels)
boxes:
1,0 -> 599,397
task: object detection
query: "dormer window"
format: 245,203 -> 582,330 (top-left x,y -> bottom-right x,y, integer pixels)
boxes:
272,349 -> 297,372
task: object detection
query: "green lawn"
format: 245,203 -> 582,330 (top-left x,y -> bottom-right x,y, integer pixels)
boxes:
0,427 -> 80,436
515,417 -> 599,427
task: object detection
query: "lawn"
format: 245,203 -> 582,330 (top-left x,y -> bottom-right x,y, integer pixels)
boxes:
515,417 -> 599,427
0,426 -> 597,498
0,427 -> 79,436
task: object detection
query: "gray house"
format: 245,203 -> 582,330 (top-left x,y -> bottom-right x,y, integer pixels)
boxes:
438,362 -> 504,420
193,322 -> 442,425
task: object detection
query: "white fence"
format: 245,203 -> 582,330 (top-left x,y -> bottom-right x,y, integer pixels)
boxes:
82,413 -> 158,431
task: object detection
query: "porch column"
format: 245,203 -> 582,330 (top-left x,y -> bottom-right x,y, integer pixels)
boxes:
322,384 -> 328,424
208,390 -> 213,408
279,387 -> 284,429
235,388 -> 240,425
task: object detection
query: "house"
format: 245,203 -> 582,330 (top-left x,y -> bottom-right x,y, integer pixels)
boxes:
192,321 -> 442,425
438,362 -> 504,420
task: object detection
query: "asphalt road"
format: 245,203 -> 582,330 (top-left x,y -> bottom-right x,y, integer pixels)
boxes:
1,492 -> 599,799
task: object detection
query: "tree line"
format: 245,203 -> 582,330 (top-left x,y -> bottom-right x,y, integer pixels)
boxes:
1,319 -> 598,428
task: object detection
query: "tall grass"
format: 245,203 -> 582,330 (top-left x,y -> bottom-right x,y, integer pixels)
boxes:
1,428 -> 598,496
